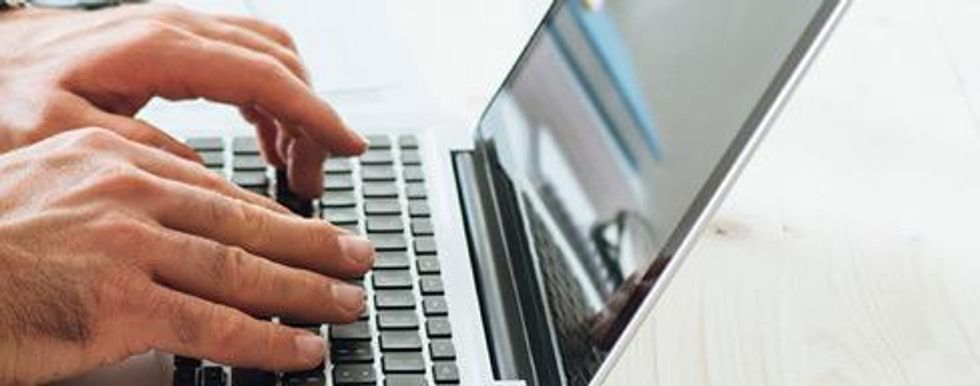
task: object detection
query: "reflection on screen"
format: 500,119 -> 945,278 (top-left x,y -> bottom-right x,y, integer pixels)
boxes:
477,0 -> 826,383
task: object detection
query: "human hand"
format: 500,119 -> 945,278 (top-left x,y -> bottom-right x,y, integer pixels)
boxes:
0,3 -> 365,199
0,128 -> 373,385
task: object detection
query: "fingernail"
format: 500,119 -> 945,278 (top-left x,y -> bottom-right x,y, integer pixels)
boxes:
333,284 -> 365,314
338,235 -> 375,267
294,334 -> 325,365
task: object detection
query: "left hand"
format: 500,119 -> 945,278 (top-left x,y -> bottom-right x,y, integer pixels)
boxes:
0,3 -> 367,199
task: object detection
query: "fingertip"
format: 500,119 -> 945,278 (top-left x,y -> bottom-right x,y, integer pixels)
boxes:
292,333 -> 326,369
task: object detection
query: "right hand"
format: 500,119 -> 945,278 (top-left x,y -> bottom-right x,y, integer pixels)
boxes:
0,128 -> 374,385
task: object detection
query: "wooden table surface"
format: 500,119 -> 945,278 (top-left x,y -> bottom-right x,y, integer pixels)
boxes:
389,0 -> 980,384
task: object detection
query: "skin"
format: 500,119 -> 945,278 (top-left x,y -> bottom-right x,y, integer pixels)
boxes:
0,3 -> 375,385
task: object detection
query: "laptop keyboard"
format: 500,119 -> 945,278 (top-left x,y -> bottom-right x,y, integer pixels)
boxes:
172,134 -> 459,386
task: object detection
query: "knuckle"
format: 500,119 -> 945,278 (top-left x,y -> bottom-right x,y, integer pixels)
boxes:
69,127 -> 124,150
124,19 -> 186,47
94,167 -> 158,197
147,2 -> 192,21
210,310 -> 247,352
212,247 -> 253,296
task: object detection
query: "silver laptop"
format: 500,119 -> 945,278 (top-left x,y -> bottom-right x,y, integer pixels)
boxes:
79,0 -> 848,385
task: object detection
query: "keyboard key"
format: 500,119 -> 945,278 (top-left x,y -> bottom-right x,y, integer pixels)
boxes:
369,234 -> 408,251
410,219 -> 434,236
174,355 -> 201,368
433,362 -> 460,384
341,224 -> 362,235
231,172 -> 268,188
373,270 -> 414,289
398,135 -> 419,149
232,155 -> 266,171
420,276 -> 444,295
325,158 -> 354,173
322,191 -> 357,208
375,290 -> 416,309
423,296 -> 449,316
232,137 -> 260,154
403,166 -> 425,182
380,331 -> 422,351
426,317 -> 453,338
331,321 -> 371,340
331,340 -> 375,363
186,137 -> 223,151
199,151 -> 224,167
361,165 -> 396,181
414,237 -> 438,255
417,258 -> 441,274
282,370 -> 325,385
429,339 -> 457,360
324,208 -> 360,225
400,150 -> 421,165
363,182 -> 399,198
361,150 -> 394,165
377,310 -> 419,330
172,367 -> 197,386
198,366 -> 227,386
364,199 -> 402,215
374,251 -> 411,269
324,175 -> 355,191
382,352 -> 425,373
385,374 -> 427,386
333,364 -> 376,385
408,200 -> 430,217
404,183 -> 427,199
231,368 -> 276,386
366,134 -> 392,149
367,216 -> 404,233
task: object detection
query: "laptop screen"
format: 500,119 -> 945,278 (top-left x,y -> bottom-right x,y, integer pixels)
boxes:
476,0 -> 836,383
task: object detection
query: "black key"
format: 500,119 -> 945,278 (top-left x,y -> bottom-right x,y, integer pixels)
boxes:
366,134 -> 392,149
400,150 -> 421,165
377,310 -> 419,330
361,165 -> 396,181
361,150 -> 394,165
173,367 -> 197,386
398,135 -> 419,149
232,137 -> 260,154
367,216 -> 404,233
373,270 -> 414,289
423,296 -> 449,316
232,155 -> 266,171
420,275 -> 444,295
410,219 -> 433,236
282,371 -> 325,386
382,352 -> 425,373
198,366 -> 227,386
432,362 -> 460,384
429,339 -> 457,360
404,183 -> 427,199
174,355 -> 202,368
414,237 -> 437,255
186,137 -> 223,151
325,158 -> 354,173
364,199 -> 402,215
369,233 -> 407,251
200,151 -> 224,167
231,368 -> 276,386
332,364 -> 376,385
232,171 -> 268,188
374,251 -> 411,269
322,191 -> 357,208
385,374 -> 427,386
408,200 -> 430,217
324,175 -> 355,191
380,331 -> 422,351
363,182 -> 399,198
375,290 -> 416,309
416,258 -> 441,274
426,317 -> 452,338
403,166 -> 425,182
331,321 -> 371,340
323,208 -> 360,225
331,340 -> 375,363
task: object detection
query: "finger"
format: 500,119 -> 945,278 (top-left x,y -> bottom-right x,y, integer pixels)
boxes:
212,14 -> 299,52
277,130 -> 293,167
142,286 -> 326,370
131,29 -> 367,155
151,178 -> 374,277
148,228 -> 364,323
240,106 -> 286,168
80,103 -> 201,163
287,136 -> 327,200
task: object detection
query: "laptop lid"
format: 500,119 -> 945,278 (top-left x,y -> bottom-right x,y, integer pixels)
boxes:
467,0 -> 848,384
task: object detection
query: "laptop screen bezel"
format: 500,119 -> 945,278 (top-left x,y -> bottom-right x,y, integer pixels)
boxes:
470,0 -> 850,382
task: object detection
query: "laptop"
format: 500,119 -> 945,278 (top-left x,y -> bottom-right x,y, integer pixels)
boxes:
76,0 -> 848,385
